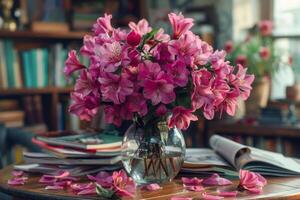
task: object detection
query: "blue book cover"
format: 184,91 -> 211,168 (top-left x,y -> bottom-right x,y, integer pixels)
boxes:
4,40 -> 15,88
29,50 -> 38,88
21,51 -> 32,88
43,49 -> 49,87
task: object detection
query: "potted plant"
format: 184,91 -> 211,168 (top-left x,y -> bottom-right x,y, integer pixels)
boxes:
64,13 -> 254,185
224,20 -> 277,116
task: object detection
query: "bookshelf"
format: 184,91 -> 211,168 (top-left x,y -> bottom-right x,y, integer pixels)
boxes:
0,0 -> 148,132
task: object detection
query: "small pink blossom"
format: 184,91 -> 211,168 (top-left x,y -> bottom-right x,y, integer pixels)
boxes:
64,50 -> 85,78
141,183 -> 162,191
112,170 -> 136,197
168,106 -> 198,130
258,20 -> 273,36
239,170 -> 267,194
224,41 -> 233,53
168,12 -> 194,39
99,73 -> 134,104
236,55 -> 247,67
143,72 -> 175,105
127,93 -> 148,116
168,32 -> 198,65
74,70 -> 99,97
259,46 -> 270,60
96,41 -> 123,72
104,105 -> 123,126
166,60 -> 189,87
80,35 -> 95,57
137,60 -> 161,86
12,170 -> 24,177
69,92 -> 100,121
87,171 -> 113,188
202,173 -> 233,186
129,19 -> 152,35
156,104 -> 168,116
93,13 -> 113,35
127,31 -> 141,46
192,39 -> 213,67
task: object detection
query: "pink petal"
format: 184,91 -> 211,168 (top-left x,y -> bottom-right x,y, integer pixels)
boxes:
184,185 -> 204,192
77,188 -> 96,195
53,180 -> 72,187
171,197 -> 193,200
202,193 -> 224,200
71,183 -> 94,192
45,185 -> 64,190
203,173 -> 232,186
39,176 -> 57,184
53,170 -> 70,179
12,170 -> 24,177
218,191 -> 238,197
7,177 -> 27,186
141,183 -> 162,191
181,177 -> 203,185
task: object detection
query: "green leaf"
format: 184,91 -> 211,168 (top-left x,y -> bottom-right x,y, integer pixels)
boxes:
137,28 -> 159,52
95,183 -> 115,199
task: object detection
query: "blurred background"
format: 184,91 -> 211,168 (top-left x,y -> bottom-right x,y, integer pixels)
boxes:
1,0 -> 300,169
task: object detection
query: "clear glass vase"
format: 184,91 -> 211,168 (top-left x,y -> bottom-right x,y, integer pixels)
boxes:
121,120 -> 186,185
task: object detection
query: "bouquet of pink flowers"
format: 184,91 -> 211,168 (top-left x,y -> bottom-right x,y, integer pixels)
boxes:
64,12 -> 254,130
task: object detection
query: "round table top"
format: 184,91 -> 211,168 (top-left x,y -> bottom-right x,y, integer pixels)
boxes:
1,166 -> 300,200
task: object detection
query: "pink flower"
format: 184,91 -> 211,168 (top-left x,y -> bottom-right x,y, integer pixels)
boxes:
12,171 -> 24,177
210,50 -> 226,64
156,104 -> 168,116
104,105 -> 123,126
152,42 -> 174,65
64,50 -> 86,78
127,93 -> 148,116
224,41 -> 233,53
138,60 -> 161,85
230,64 -> 254,100
202,173 -> 233,186
168,106 -> 198,130
218,88 -> 240,116
127,31 -> 141,46
184,185 -> 204,192
112,28 -> 128,41
239,170 -> 267,194
168,12 -> 194,39
74,70 -> 99,97
112,170 -> 136,197
96,41 -> 123,72
191,69 -> 216,119
143,72 -> 175,105
69,92 -> 99,121
235,55 -> 247,67
155,28 -> 170,42
168,32 -> 198,65
258,20 -> 273,36
80,35 -> 95,57
259,47 -> 270,60
129,19 -> 152,35
99,73 -> 134,104
166,60 -> 189,87
93,13 -> 113,35
8,176 -> 28,186
192,39 -> 213,67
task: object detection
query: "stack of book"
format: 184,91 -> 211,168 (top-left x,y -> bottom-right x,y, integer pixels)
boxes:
15,132 -> 122,176
0,99 -> 24,128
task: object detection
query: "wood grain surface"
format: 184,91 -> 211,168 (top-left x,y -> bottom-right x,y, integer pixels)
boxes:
1,166 -> 300,200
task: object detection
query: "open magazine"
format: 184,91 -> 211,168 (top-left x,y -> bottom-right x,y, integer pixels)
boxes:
183,135 -> 300,177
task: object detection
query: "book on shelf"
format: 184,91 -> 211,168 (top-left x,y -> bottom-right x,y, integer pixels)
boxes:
0,99 -> 19,111
182,135 -> 300,177
0,110 -> 25,128
31,22 -> 69,32
0,39 -> 75,89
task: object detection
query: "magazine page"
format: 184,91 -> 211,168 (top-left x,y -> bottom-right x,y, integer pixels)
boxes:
183,148 -> 230,168
209,135 -> 250,167
238,147 -> 300,174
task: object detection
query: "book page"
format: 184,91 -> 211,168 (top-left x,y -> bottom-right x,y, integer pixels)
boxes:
184,148 -> 230,168
209,135 -> 250,167
240,147 -> 300,173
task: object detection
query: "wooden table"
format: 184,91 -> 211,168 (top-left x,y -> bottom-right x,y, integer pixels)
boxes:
1,166 -> 300,200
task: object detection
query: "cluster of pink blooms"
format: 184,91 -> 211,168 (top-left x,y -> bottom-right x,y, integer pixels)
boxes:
64,12 -> 254,130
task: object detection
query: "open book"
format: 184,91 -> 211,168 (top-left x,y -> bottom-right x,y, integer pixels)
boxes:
183,135 -> 300,177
